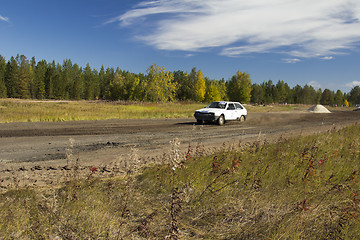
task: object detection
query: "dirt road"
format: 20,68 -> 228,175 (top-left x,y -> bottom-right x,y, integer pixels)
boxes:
0,110 -> 359,190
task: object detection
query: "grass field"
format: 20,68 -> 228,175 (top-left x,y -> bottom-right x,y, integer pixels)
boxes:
0,98 -> 339,123
0,99 -> 205,123
1,124 -> 359,239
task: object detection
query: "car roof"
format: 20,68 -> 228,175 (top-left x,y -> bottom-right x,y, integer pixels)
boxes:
213,101 -> 241,104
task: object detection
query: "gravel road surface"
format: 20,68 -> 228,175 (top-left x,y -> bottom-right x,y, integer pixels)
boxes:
0,110 -> 359,190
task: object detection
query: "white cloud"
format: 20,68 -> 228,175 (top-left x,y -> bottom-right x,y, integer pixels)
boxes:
308,81 -> 321,88
282,58 -> 301,64
346,81 -> 360,88
321,56 -> 334,60
109,0 -> 360,59
0,15 -> 9,22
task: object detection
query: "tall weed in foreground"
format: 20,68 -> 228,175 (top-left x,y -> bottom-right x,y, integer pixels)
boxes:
1,124 -> 360,239
137,124 -> 360,239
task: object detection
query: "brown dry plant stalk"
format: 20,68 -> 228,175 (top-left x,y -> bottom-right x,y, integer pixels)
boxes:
1,124 -> 360,239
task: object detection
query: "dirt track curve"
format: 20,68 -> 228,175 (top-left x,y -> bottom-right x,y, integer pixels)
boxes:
0,110 -> 359,190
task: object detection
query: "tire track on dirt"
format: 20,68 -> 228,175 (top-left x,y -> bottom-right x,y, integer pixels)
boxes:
0,110 -> 359,191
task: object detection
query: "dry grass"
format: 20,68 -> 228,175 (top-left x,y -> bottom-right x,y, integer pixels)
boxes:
2,98 -> 355,123
0,99 -> 205,123
1,124 -> 360,239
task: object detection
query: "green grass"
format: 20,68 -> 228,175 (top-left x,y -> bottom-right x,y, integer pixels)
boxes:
1,124 -> 360,239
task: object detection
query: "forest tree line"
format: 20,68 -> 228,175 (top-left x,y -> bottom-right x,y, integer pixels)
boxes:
0,54 -> 360,106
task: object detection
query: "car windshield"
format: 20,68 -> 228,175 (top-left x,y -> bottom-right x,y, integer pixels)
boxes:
207,102 -> 226,109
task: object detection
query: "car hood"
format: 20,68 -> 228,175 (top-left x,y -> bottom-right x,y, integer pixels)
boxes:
195,108 -> 224,115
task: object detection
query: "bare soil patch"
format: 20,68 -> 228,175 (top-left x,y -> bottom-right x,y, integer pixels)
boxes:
1,110 -> 359,191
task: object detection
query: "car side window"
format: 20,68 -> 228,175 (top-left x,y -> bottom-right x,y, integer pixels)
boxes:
228,103 -> 235,110
235,103 -> 243,109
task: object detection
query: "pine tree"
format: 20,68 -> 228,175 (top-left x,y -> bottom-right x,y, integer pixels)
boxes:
5,56 -> 18,98
17,55 -> 32,98
263,80 -> 275,104
108,68 -> 124,101
292,84 -> 303,104
71,64 -> 84,100
33,60 -> 47,99
348,86 -> 360,106
276,80 -> 288,103
104,67 -> 115,100
62,59 -> 73,99
84,63 -> 96,100
0,55 -> 7,97
320,89 -> 335,105
173,70 -> 192,101
250,84 -> 265,104
334,90 -> 344,106
44,61 -> 56,99
303,85 -> 317,104
93,68 -> 100,100
52,63 -> 63,99
99,65 -> 106,100
315,89 -> 322,104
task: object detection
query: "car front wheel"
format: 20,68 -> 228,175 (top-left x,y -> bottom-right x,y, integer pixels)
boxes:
239,115 -> 245,122
197,119 -> 204,124
217,115 -> 225,126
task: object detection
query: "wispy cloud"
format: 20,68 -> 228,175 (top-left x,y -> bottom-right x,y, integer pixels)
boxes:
282,58 -> 301,64
0,15 -> 9,22
346,81 -> 360,88
308,81 -> 321,88
321,56 -> 334,60
109,0 -> 360,60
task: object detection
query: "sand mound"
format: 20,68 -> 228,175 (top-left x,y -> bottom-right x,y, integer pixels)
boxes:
308,105 -> 331,113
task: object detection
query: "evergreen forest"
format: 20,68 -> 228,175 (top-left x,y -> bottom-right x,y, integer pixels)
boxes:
0,54 -> 359,106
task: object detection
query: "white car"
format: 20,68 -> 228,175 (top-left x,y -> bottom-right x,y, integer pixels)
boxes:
194,101 -> 247,125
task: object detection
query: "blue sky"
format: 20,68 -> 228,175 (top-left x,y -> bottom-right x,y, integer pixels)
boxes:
1,0 -> 360,93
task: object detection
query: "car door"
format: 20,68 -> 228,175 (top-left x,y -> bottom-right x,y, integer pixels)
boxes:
234,103 -> 245,119
225,103 -> 236,120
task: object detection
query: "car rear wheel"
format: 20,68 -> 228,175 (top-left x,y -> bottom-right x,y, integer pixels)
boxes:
217,115 -> 225,126
197,119 -> 204,124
